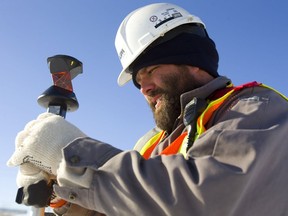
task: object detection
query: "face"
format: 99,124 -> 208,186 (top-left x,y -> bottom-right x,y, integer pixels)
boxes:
136,64 -> 210,133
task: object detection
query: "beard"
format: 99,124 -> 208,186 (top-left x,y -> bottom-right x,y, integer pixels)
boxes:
152,92 -> 180,133
148,66 -> 204,133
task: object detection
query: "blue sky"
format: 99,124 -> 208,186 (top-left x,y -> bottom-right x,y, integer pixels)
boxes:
1,0 -> 287,211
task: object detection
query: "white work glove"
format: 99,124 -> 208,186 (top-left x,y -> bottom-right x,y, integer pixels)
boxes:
16,163 -> 51,188
7,113 -> 87,187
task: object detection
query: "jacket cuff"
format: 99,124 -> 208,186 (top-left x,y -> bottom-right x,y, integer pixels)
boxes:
62,137 -> 122,170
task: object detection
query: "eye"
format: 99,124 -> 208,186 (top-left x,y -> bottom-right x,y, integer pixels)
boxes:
147,69 -> 153,75
136,66 -> 159,84
147,66 -> 158,75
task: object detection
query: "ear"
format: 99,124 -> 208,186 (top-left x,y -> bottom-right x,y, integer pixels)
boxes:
188,66 -> 214,82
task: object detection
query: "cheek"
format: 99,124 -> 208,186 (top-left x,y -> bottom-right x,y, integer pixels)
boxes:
160,74 -> 182,93
153,74 -> 165,88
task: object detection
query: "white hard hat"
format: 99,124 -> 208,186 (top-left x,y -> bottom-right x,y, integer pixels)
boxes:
115,3 -> 205,86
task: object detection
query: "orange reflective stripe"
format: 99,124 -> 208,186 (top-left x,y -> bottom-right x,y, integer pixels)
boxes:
196,89 -> 235,136
160,132 -> 188,156
142,130 -> 166,159
140,130 -> 187,159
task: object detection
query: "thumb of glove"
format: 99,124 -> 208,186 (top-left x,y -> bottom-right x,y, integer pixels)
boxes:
7,113 -> 87,175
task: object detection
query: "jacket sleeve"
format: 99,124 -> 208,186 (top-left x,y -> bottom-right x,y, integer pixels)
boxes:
54,87 -> 288,216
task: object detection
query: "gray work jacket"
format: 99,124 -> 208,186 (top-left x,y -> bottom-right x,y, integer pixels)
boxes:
54,76 -> 288,216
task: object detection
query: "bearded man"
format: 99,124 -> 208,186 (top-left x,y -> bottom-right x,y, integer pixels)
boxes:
8,3 -> 288,216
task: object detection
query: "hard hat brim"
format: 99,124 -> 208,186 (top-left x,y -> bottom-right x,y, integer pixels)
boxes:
117,69 -> 132,86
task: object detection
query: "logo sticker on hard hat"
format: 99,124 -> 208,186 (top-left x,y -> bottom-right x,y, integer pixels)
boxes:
150,8 -> 182,28
150,15 -> 158,22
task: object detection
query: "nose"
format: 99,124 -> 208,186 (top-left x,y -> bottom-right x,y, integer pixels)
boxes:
139,76 -> 155,96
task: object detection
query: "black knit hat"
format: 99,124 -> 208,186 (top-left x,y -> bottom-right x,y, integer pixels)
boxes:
130,25 -> 219,88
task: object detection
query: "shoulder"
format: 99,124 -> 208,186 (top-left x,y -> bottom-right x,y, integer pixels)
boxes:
211,83 -> 287,129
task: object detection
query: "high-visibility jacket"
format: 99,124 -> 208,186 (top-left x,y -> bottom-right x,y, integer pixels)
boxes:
138,81 -> 288,159
55,76 -> 288,215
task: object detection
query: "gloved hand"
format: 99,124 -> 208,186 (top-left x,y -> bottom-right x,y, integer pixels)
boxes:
15,166 -> 54,207
7,113 -> 87,180
16,163 -> 50,188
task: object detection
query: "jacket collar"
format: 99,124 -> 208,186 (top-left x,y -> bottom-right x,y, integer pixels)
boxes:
180,76 -> 231,113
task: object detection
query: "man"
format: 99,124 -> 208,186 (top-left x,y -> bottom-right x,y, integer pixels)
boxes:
7,3 -> 288,216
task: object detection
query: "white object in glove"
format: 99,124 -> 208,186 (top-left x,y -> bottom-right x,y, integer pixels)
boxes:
7,113 -> 87,176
